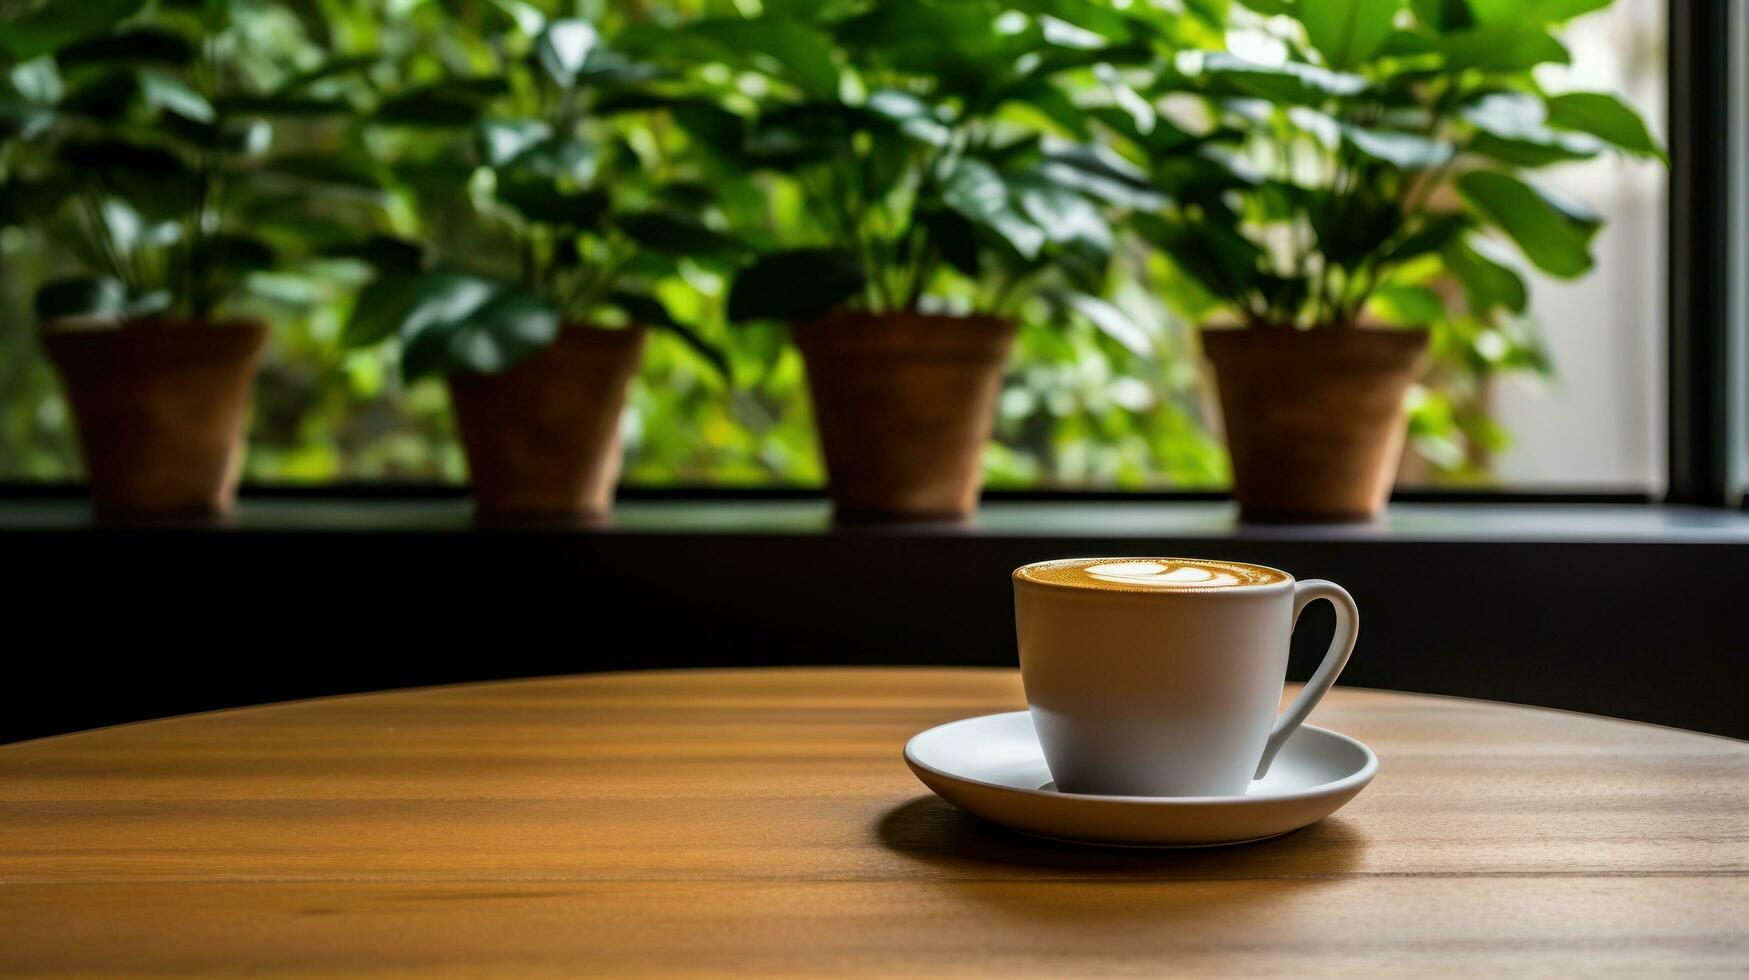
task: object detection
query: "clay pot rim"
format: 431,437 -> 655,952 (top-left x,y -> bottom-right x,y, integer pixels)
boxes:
799,309 -> 1016,330
794,310 -> 1018,362
1200,322 -> 1430,337
551,322 -> 648,343
42,316 -> 269,334
1202,323 -> 1430,370
447,322 -> 648,384
41,318 -> 269,365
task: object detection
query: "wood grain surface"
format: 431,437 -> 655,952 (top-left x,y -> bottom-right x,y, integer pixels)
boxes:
1,668 -> 1744,977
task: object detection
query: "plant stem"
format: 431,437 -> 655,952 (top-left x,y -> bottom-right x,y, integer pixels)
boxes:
77,192 -> 131,293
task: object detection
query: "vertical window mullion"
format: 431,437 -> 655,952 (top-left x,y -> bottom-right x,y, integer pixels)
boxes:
1667,0 -> 1736,505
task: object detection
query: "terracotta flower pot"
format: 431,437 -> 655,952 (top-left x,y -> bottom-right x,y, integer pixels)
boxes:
1203,326 -> 1429,523
447,325 -> 645,517
794,311 -> 1016,519
42,319 -> 267,518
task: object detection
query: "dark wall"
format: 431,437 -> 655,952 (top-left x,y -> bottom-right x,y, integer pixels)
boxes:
5,500 -> 1747,743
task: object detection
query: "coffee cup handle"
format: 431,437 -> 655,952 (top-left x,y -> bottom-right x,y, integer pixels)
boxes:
1255,580 -> 1359,779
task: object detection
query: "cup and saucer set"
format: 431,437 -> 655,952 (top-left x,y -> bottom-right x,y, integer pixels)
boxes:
905,558 -> 1379,848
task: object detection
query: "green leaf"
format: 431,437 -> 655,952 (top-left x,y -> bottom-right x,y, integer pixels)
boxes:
743,101 -> 875,164
490,0 -> 546,36
1310,190 -> 1403,267
1065,293 -> 1152,357
680,17 -> 839,98
727,248 -> 864,322
401,279 -> 561,380
1013,177 -> 1111,290
343,273 -> 558,377
478,120 -> 552,167
216,93 -> 354,117
863,89 -> 951,146
598,95 -> 747,156
34,276 -> 128,322
374,90 -> 485,128
1410,0 -> 1476,32
276,55 -> 379,92
0,0 -> 144,61
941,157 -> 1046,261
0,175 -> 73,225
1461,93 -> 1604,166
1466,130 -> 1598,167
342,275 -> 422,348
1432,26 -> 1567,70
433,77 -> 512,102
989,76 -> 1090,138
1367,284 -> 1447,326
263,154 -> 389,193
55,70 -> 139,120
7,56 -> 59,105
1342,126 -> 1455,168
1383,213 -> 1469,263
608,291 -> 729,380
1300,0 -> 1402,70
1376,28 -> 1439,58
917,206 -> 981,278
495,180 -> 609,228
619,211 -> 743,258
321,235 -> 424,275
139,70 -> 213,123
1465,0 -> 1609,25
828,0 -> 1020,99
1132,212 -> 1262,305
1036,141 -> 1165,209
57,140 -> 199,217
1255,274 -> 1311,320
55,29 -> 194,68
1007,0 -> 1152,44
497,135 -> 594,183
1152,147 -> 1262,205
1089,106 -> 1205,160
1457,170 -> 1597,277
1193,53 -> 1369,104
535,18 -> 601,88
1017,41 -> 1155,82
194,233 -> 274,273
1544,92 -> 1664,161
1035,140 -> 1161,210
63,138 -> 184,174
1443,237 -> 1527,314
1013,177 -> 1112,256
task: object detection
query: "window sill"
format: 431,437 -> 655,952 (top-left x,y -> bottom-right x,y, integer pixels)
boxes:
3,496 -> 1745,542
3,497 -> 1744,743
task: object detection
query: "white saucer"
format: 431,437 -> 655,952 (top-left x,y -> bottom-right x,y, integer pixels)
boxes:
904,711 -> 1377,847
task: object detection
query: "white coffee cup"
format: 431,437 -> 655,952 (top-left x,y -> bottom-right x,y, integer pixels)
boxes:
1014,557 -> 1358,797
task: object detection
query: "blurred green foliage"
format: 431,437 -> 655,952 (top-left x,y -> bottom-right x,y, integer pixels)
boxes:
0,0 -> 1646,489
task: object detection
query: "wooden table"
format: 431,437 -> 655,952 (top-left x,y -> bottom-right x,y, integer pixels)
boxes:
2,668 -> 1744,976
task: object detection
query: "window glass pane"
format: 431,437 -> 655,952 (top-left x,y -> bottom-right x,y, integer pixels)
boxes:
1476,0 -> 1669,491
0,2 -> 1674,492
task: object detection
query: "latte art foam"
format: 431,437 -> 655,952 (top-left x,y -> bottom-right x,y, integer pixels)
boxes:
1086,561 -> 1242,588
1016,557 -> 1288,592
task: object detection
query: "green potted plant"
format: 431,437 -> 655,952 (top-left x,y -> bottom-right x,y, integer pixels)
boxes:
649,1 -> 1184,519
340,12 -> 730,517
0,0 -> 340,516
1129,0 -> 1664,520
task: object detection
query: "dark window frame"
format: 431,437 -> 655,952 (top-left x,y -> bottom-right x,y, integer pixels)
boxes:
1667,0 -> 1744,507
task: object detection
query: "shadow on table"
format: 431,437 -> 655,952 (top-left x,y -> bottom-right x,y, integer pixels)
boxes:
873,796 -> 1371,931
873,795 -> 1369,880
